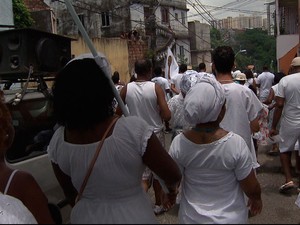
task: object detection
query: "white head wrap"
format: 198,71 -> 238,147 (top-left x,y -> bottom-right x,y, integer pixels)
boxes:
184,73 -> 225,124
180,70 -> 199,95
180,70 -> 207,95
67,52 -> 112,78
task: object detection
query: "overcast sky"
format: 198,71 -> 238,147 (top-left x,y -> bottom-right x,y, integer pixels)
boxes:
187,0 -> 273,22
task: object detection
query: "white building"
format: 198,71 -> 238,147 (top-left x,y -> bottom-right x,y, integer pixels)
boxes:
0,0 -> 14,31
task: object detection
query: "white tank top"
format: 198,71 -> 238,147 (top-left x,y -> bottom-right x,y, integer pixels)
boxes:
126,81 -> 163,133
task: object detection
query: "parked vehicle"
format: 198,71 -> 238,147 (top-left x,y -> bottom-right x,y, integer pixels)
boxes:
3,80 -> 71,223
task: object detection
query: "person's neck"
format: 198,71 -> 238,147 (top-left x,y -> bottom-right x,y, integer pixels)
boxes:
216,73 -> 233,83
192,121 -> 220,133
135,76 -> 149,82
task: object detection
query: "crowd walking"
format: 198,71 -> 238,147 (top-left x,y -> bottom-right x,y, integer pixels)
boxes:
2,45 -> 300,224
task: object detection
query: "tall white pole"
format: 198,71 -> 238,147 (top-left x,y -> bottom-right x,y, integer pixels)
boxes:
64,0 -> 129,117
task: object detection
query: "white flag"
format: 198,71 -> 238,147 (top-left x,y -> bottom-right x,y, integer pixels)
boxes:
165,47 -> 179,80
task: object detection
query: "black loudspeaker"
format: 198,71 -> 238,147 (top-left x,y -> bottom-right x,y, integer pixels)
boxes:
0,28 -> 72,80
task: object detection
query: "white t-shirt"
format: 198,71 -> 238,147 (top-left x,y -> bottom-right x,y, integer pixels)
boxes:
169,132 -> 253,224
151,76 -> 170,101
277,73 -> 300,125
171,73 -> 183,94
256,71 -> 275,101
220,82 -> 263,168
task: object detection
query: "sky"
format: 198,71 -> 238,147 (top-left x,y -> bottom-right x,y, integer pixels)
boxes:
186,0 -> 273,22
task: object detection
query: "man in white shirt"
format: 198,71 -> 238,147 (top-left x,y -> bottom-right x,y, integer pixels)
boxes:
270,56 -> 300,193
213,46 -> 263,170
170,64 -> 187,95
116,59 -> 171,215
151,66 -> 171,101
256,66 -> 275,102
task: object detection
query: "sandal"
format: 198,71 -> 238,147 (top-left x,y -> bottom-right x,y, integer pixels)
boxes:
279,181 -> 295,193
267,149 -> 279,156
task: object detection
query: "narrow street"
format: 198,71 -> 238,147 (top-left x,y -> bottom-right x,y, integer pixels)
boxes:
149,133 -> 300,224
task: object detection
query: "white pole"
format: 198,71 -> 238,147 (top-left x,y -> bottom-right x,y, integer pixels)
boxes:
64,0 -> 129,117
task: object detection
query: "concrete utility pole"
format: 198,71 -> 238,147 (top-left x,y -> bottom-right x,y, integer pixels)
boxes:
148,0 -> 158,66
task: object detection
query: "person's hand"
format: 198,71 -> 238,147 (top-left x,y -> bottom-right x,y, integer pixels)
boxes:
247,198 -> 262,217
269,128 -> 278,137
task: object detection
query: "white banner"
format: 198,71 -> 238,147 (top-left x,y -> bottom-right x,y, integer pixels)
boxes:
164,47 -> 179,80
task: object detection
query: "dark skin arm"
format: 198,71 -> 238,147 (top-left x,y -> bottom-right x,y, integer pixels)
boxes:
270,96 -> 284,136
142,133 -> 182,208
170,83 -> 180,95
10,171 -> 55,224
239,169 -> 262,216
51,163 -> 78,207
155,83 -> 171,121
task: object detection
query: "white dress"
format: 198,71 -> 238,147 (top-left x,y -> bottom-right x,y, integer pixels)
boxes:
169,132 -> 253,224
47,116 -> 158,224
277,73 -> 300,152
0,192 -> 37,224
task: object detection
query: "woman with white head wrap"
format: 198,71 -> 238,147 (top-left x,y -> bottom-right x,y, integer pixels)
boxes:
184,73 -> 225,125
167,74 -> 262,224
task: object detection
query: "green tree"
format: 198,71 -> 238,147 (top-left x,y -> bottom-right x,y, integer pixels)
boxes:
233,28 -> 276,72
12,0 -> 34,28
210,27 -> 276,72
210,27 -> 229,49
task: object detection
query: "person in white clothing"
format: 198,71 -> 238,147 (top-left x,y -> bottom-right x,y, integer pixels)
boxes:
151,66 -> 171,101
170,64 -> 187,95
167,73 -> 262,224
0,192 -> 37,224
48,54 -> 181,224
270,56 -> 300,193
151,66 -> 172,133
263,71 -> 285,155
167,70 -> 201,140
116,59 -> 172,215
256,65 -> 275,102
213,46 -> 263,170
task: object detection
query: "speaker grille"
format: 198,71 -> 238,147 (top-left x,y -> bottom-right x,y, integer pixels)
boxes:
0,28 -> 72,80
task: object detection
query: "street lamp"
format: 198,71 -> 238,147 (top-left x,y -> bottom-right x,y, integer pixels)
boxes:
235,49 -> 247,57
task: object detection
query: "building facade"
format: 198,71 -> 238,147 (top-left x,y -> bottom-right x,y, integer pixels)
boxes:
45,0 -> 192,66
0,0 -> 14,31
275,0 -> 299,74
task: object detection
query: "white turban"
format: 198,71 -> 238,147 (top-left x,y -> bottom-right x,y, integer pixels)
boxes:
184,73 -> 225,124
67,52 -> 112,78
180,70 -> 207,95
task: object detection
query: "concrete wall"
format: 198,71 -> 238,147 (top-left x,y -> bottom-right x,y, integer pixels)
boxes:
71,37 -> 131,83
71,37 -> 148,84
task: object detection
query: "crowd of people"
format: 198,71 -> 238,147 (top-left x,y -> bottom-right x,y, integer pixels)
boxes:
1,45 -> 300,224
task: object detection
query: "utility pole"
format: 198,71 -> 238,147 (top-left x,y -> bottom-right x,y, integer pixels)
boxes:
149,0 -> 158,66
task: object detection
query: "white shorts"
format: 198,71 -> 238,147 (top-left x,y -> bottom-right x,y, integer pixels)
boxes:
279,122 -> 300,153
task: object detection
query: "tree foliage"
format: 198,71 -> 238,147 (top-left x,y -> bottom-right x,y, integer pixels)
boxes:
12,0 -> 34,28
211,27 -> 276,73
234,28 -> 276,72
210,28 -> 228,49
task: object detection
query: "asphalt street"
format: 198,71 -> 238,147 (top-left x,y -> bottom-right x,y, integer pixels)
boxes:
149,133 -> 300,224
